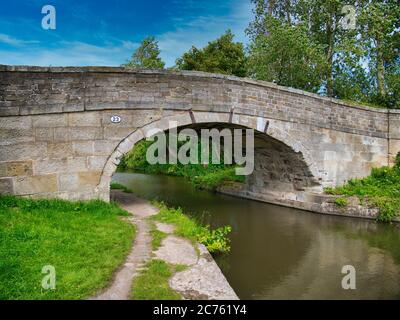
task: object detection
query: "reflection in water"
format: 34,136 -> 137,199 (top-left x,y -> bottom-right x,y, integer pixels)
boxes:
113,172 -> 400,300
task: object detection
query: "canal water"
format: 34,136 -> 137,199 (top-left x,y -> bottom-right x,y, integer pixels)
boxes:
113,172 -> 400,300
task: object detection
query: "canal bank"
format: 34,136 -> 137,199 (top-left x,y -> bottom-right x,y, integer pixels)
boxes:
113,172 -> 400,299
94,190 -> 238,300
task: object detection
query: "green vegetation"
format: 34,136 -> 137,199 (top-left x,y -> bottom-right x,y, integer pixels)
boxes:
334,197 -> 348,208
175,30 -> 247,77
122,36 -> 165,69
0,195 -> 135,300
247,0 -> 399,108
119,138 -> 245,191
110,182 -> 132,193
150,223 -> 167,251
326,154 -> 400,221
131,260 -> 186,300
152,202 -> 231,253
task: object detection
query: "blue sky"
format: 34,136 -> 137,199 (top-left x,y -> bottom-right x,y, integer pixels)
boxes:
0,0 -> 252,67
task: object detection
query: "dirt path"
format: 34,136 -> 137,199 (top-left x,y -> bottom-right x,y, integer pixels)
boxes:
92,190 -> 158,300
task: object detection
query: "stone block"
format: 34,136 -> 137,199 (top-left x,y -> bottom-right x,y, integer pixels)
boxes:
0,177 -> 13,194
14,174 -> 58,195
67,157 -> 88,172
34,158 -> 68,175
68,112 -> 102,127
58,173 -> 79,192
0,143 -> 47,161
87,156 -> 108,170
70,127 -> 103,140
72,141 -> 94,156
35,128 -> 54,142
78,171 -> 101,187
47,142 -> 73,158
6,161 -> 33,176
93,140 -> 118,155
0,129 -> 35,145
0,162 -> 6,177
54,127 -> 71,142
0,117 -> 32,129
103,126 -> 133,140
32,114 -> 68,127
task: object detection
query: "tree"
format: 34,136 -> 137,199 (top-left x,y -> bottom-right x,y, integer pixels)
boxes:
247,18 -> 326,92
175,30 -> 247,77
122,36 -> 165,69
247,0 -> 399,108
358,0 -> 400,107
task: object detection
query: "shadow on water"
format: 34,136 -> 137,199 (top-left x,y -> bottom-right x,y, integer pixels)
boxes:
113,172 -> 400,300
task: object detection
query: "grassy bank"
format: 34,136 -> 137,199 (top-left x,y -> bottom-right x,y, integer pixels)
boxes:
0,196 -> 135,300
152,202 -> 231,253
119,139 -> 245,191
326,153 -> 400,222
132,260 -> 186,300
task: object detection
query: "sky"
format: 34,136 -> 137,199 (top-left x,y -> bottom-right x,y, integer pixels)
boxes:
0,0 -> 253,67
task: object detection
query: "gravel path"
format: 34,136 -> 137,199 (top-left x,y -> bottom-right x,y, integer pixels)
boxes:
92,190 -> 238,300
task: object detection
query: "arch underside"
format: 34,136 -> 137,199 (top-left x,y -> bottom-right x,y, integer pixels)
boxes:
98,112 -> 323,207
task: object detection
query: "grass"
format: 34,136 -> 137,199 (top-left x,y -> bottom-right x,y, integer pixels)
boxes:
131,260 -> 186,300
325,155 -> 400,222
110,182 -> 132,193
150,223 -> 167,251
334,197 -> 348,207
0,195 -> 135,300
152,202 -> 231,253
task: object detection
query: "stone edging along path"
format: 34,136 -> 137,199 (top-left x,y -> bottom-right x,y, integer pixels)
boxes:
92,190 -> 238,300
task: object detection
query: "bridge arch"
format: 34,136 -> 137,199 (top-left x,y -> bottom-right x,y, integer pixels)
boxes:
0,66 -> 397,211
97,111 -> 321,202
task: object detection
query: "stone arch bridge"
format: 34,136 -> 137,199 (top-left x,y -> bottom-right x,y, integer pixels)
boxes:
1,66 -> 399,212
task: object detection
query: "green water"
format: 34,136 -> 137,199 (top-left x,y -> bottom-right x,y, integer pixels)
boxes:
113,172 -> 400,300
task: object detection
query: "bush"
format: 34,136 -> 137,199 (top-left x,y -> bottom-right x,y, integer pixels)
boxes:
152,202 -> 232,253
334,197 -> 348,207
395,152 -> 400,168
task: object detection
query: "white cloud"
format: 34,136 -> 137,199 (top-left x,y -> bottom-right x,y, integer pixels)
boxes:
0,40 -> 134,66
0,33 -> 39,46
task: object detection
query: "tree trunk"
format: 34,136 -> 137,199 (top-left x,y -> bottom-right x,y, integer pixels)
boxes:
268,0 -> 275,16
376,38 -> 386,97
326,15 -> 334,97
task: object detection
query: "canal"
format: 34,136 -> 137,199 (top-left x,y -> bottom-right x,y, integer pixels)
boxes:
113,172 -> 400,300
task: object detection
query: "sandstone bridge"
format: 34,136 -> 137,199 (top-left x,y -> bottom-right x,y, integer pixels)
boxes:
1,66 -> 399,213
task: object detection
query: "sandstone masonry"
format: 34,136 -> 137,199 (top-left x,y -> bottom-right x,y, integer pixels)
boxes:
0,66 -> 399,206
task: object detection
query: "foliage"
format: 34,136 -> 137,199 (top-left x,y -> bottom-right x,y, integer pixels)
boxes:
334,197 -> 348,207
120,137 -> 244,191
325,162 -> 400,221
247,0 -> 400,108
0,196 -> 135,299
152,202 -> 232,253
247,18 -> 326,92
175,30 -> 247,77
131,260 -> 184,300
396,152 -> 400,168
110,182 -> 132,193
150,224 -> 167,251
197,225 -> 232,254
192,167 -> 244,191
122,36 -> 165,69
